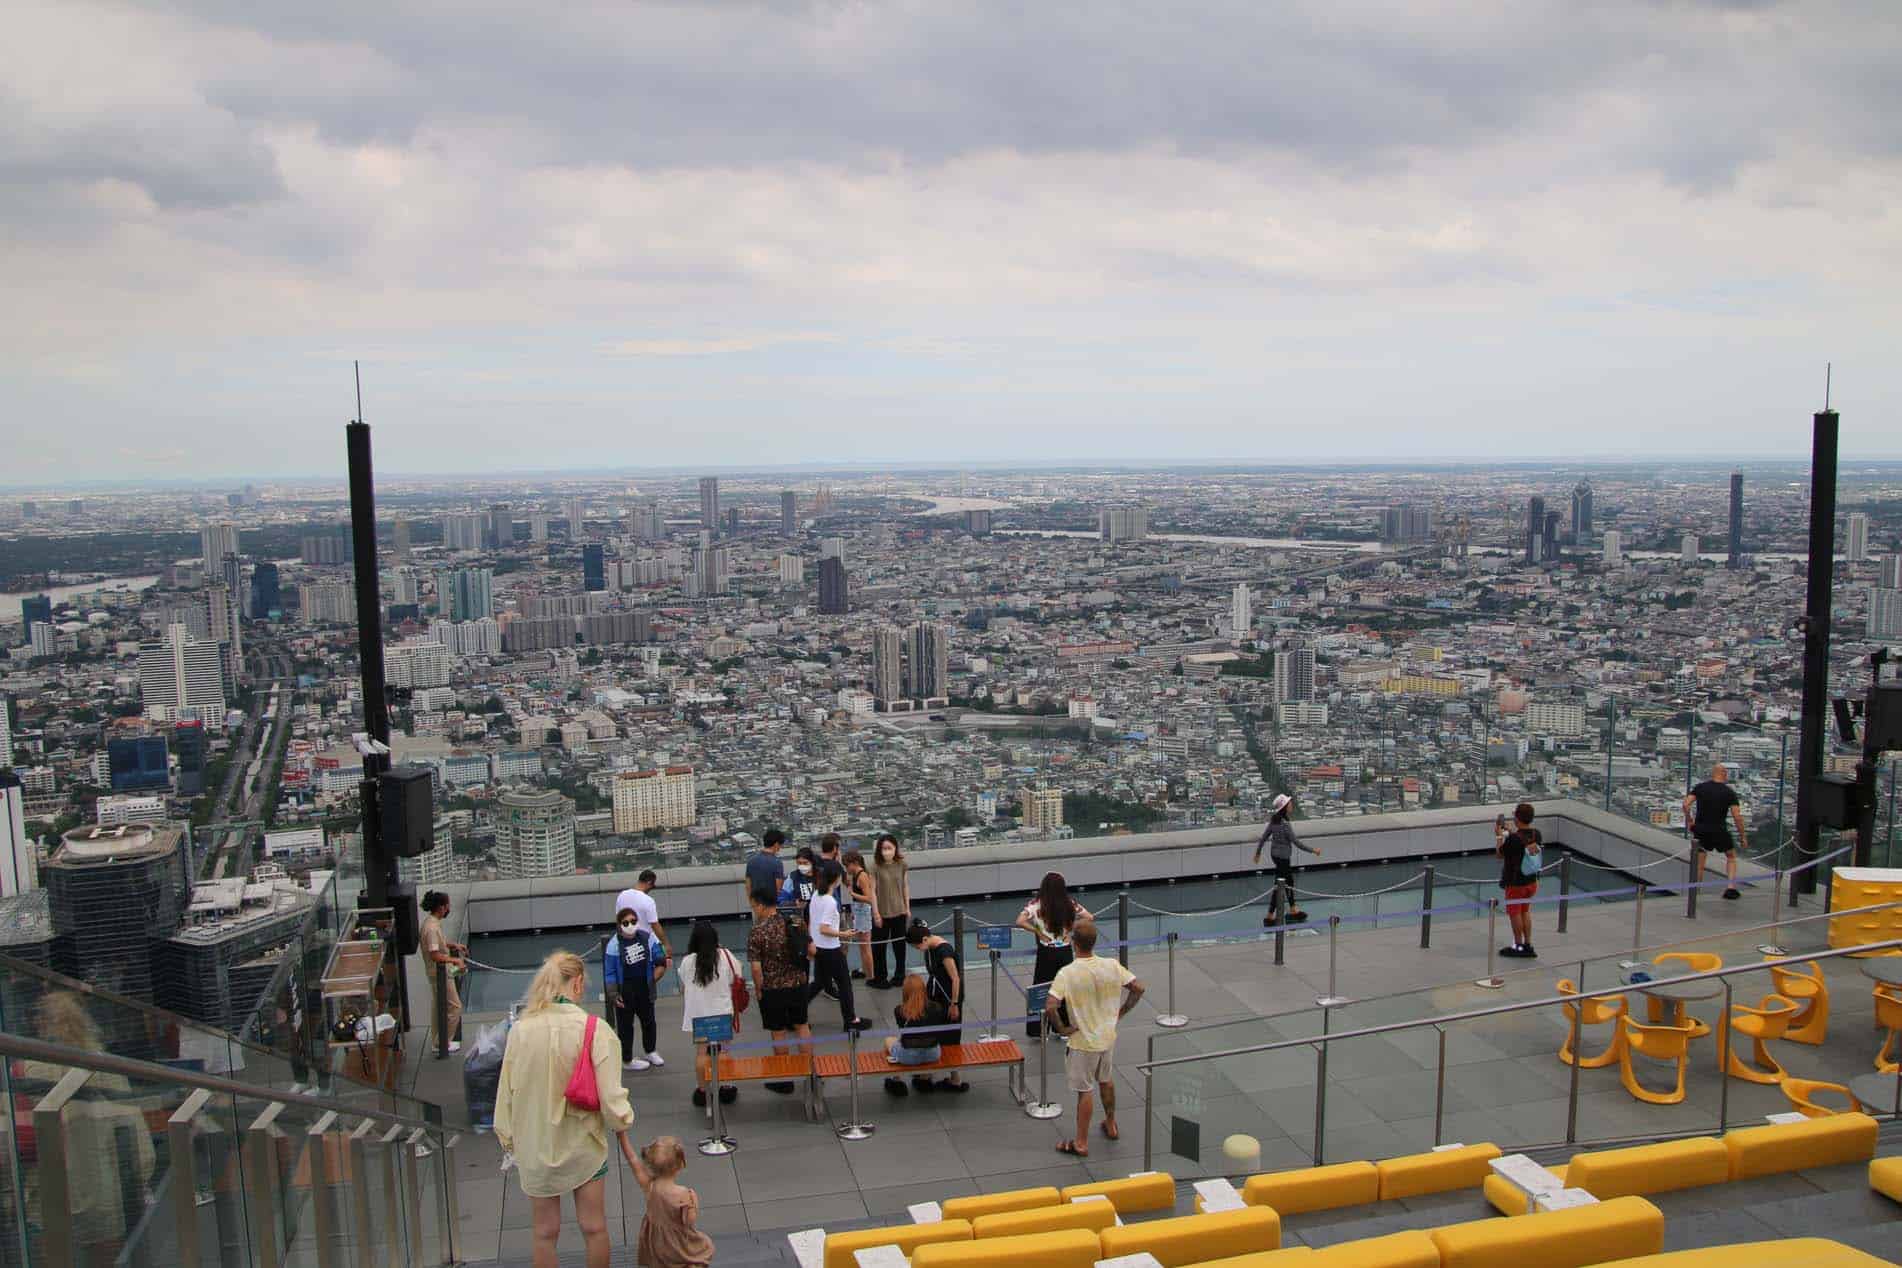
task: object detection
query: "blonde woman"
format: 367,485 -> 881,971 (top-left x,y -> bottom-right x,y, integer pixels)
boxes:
494,951 -> 637,1268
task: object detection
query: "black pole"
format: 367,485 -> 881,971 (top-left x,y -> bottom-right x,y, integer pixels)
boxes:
1793,408 -> 1838,894
347,411 -> 394,908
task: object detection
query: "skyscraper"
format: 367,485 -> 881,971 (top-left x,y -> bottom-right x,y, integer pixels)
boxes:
1602,530 -> 1623,567
817,556 -> 848,614
108,735 -> 170,791
1232,583 -> 1252,638
1869,588 -> 1902,640
699,477 -> 720,533
200,523 -> 240,578
488,504 -> 512,549
138,624 -> 227,724
611,766 -> 697,832
904,622 -> 949,700
528,512 -> 550,543
781,490 -> 797,537
872,626 -> 904,704
1273,641 -> 1316,703
779,554 -> 805,587
565,499 -> 585,536
442,513 -> 484,552
1681,533 -> 1699,564
1379,504 -> 1432,543
494,788 -> 577,879
392,515 -> 412,561
1880,555 -> 1902,590
437,568 -> 495,622
1099,505 -> 1149,542
1728,472 -> 1744,570
1525,496 -> 1546,564
0,769 -> 32,898
1846,512 -> 1870,563
693,545 -> 728,596
172,721 -> 207,797
582,543 -> 606,592
1570,481 -> 1593,543
0,692 -> 11,766
725,506 -> 740,537
207,582 -> 242,687
1543,510 -> 1561,562
249,561 -> 280,619
19,595 -> 51,644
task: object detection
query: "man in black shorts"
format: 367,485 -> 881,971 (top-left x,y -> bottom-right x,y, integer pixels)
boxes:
1683,763 -> 1748,900
746,886 -> 812,1093
906,919 -> 969,1092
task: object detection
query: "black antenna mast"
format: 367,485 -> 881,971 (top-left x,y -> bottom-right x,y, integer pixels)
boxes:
354,359 -> 364,423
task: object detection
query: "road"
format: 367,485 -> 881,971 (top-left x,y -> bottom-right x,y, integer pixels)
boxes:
200,646 -> 295,880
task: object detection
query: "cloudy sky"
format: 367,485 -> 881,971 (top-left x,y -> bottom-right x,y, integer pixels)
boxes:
4,0 -> 1898,480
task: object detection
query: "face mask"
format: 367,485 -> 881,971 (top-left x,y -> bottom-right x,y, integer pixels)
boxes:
798,862 -> 812,874
619,922 -> 638,934
879,848 -> 893,861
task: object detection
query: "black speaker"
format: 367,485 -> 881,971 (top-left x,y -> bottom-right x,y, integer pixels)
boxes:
389,882 -> 420,956
379,765 -> 436,858
1809,773 -> 1864,830
1867,684 -> 1902,753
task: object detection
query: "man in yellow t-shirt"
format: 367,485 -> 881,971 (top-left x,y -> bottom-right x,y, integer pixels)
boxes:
1045,919 -> 1144,1155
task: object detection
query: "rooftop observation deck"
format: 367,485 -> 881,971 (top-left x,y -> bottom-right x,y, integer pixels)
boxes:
405,800 -> 1898,1264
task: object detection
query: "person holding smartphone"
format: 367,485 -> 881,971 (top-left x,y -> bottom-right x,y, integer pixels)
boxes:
1495,803 -> 1542,958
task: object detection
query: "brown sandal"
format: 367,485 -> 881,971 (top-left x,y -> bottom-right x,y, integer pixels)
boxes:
1101,1121 -> 1120,1141
1056,1140 -> 1089,1157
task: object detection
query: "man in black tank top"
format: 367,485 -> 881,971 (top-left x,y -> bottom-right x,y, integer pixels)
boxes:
1683,763 -> 1747,900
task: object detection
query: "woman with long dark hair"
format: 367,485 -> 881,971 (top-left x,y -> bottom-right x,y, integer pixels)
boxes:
677,921 -> 740,1108
869,833 -> 911,988
1016,871 -> 1084,1038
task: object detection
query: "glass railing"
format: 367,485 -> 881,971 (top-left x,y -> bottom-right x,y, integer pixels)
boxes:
1137,895 -> 1902,1178
0,1028 -> 459,1268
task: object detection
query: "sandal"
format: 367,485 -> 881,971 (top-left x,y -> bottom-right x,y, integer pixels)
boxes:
933,1078 -> 969,1094
1101,1120 -> 1120,1141
1056,1140 -> 1089,1157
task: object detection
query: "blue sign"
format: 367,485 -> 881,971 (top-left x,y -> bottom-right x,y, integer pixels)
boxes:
691,1014 -> 734,1043
977,926 -> 1012,950
1025,983 -> 1051,1016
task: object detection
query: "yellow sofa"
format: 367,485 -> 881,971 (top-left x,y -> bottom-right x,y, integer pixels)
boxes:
1239,1161 -> 1381,1215
1059,1171 -> 1177,1214
1589,1238 -> 1896,1266
1375,1143 -> 1502,1200
1725,1112 -> 1878,1180
1189,1231 -> 1441,1267
911,1227 -> 1101,1268
1097,1205 -> 1282,1267
972,1199 -> 1118,1240
1429,1194 -> 1663,1268
821,1218 -> 971,1268
941,1185 -> 1059,1222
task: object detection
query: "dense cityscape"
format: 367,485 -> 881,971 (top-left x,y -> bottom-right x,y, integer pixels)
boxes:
4,464 -> 1900,945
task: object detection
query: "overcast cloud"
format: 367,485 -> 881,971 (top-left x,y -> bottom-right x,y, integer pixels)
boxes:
2,0 -> 1897,480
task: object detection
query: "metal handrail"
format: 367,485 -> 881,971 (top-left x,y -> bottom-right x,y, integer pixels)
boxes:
1137,930 -> 1902,1073
0,1028 -> 447,1135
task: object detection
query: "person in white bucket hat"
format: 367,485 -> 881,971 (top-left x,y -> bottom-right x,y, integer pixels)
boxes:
1253,793 -> 1320,925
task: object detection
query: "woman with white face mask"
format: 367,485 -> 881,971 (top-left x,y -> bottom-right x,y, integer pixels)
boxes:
604,905 -> 668,1070
869,834 -> 912,989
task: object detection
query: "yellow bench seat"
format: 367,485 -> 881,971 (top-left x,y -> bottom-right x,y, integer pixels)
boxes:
1375,1143 -> 1502,1200
1480,1164 -> 1567,1216
1240,1161 -> 1380,1215
1567,1137 -> 1732,1199
821,1218 -> 971,1268
972,1199 -> 1116,1239
1589,1238 -> 1897,1266
1098,1205 -> 1281,1267
1429,1194 -> 1663,1268
1191,1230 -> 1439,1267
1725,1113 -> 1878,1180
1059,1171 -> 1176,1214
911,1227 -> 1101,1268
941,1185 -> 1059,1222
1872,1155 -> 1902,1205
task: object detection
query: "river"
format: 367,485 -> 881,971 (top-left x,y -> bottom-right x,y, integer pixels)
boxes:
2,575 -> 160,626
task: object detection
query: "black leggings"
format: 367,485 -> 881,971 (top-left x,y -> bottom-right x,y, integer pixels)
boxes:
1267,860 -> 1298,915
1027,942 -> 1074,1039
614,990 -> 657,1062
810,946 -> 858,1026
873,915 -> 908,982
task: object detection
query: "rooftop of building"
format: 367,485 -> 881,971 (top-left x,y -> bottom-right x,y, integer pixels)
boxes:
52,820 -> 182,863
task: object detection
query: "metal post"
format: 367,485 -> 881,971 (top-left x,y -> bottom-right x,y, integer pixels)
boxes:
1142,1065 -> 1155,1172
1565,961 -> 1584,1145
347,1122 -> 377,1268
1315,914 -> 1348,1006
166,1088 -> 210,1268
1117,889 -> 1131,970
440,1132 -> 463,1268
835,1029 -> 875,1141
1273,880 -> 1287,965
1313,1010 -> 1330,1166
1477,900 -> 1503,989
308,1113 -> 340,1268
978,950 -> 1005,1043
434,958 -> 449,1059
1633,882 -> 1647,955
700,1041 -> 738,1153
1604,698 -> 1616,812
1774,731 -> 1789,859
1686,847 -> 1699,920
248,1103 -> 285,1268
1156,931 -> 1188,1027
1718,979 -> 1734,1132
1557,854 -> 1572,934
1433,1026 -> 1447,1147
1887,758 -> 1898,868
1420,865 -> 1435,948
1024,1017 -> 1062,1119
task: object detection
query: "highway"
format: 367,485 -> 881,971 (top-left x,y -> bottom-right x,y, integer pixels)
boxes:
199,646 -> 295,880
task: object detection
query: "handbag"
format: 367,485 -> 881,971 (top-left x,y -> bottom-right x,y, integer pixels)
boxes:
563,1014 -> 601,1112
725,949 -> 751,1018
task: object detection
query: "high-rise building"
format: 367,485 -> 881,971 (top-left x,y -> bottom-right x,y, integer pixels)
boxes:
391,566 -> 422,606
398,817 -> 457,888
1525,496 -> 1546,564
437,568 -> 494,621
385,639 -> 454,689
45,824 -> 189,1004
699,477 -> 720,533
689,545 -> 728,597
965,509 -> 993,536
1273,641 -> 1316,703
442,513 -> 484,552
487,504 -> 512,549
779,554 -> 805,587
528,512 -> 550,543
1728,472 -> 1744,570
725,506 -> 740,537
1099,505 -> 1149,542
172,721 -> 207,797
207,582 -> 242,687
1846,512 -> 1870,563
1379,504 -> 1433,543
611,766 -> 696,833
299,530 -> 351,565
392,516 -> 412,561
0,692 -> 11,766
872,626 -> 904,703
819,537 -> 845,562
494,787 -> 577,878
19,595 -> 52,643
1602,530 -> 1623,567
904,622 -> 949,700
138,624 -> 227,724
1232,583 -> 1252,637
1526,701 -> 1587,736
582,543 -> 606,592
1681,533 -> 1699,564
1871,587 -> 1902,640
1021,784 -> 1064,830
781,490 -> 798,537
298,581 -> 358,625
249,561 -> 280,619
1570,481 -> 1594,543
0,770 -> 33,898
200,524 -> 240,578
565,499 -> 585,537
1543,509 -> 1561,562
108,735 -> 170,791
817,557 -> 848,614
28,622 -> 59,660
1881,555 -> 1902,590
628,502 -> 663,541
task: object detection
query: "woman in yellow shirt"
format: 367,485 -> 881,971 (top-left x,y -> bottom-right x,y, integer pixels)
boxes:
495,951 -> 638,1268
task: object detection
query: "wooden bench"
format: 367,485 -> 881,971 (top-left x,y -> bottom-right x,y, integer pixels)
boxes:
706,1051 -> 822,1121
812,1039 -> 1028,1106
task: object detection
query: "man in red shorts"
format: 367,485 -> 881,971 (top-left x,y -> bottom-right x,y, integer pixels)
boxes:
1495,803 -> 1543,958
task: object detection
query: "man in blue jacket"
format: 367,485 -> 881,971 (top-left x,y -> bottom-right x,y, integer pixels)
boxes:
605,903 -> 668,1070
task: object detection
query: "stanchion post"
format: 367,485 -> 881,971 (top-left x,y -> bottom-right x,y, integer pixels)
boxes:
1556,855 -> 1572,935
1419,865 -> 1435,949
1633,882 -> 1647,955
1117,890 -> 1131,970
978,949 -> 1004,1044
1024,991 -> 1062,1119
697,1041 -> 736,1155
1314,914 -> 1349,1006
1156,931 -> 1188,1028
835,1028 -> 874,1141
1476,900 -> 1503,989
434,959 -> 449,1059
1565,960 -> 1584,1144
1272,880 -> 1287,966
1685,848 -> 1699,920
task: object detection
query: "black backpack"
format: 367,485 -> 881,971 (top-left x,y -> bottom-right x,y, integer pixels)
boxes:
781,912 -> 812,971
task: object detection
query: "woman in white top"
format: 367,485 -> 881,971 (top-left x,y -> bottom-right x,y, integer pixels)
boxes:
1016,870 -> 1087,1039
677,920 -> 741,1109
493,951 -> 637,1268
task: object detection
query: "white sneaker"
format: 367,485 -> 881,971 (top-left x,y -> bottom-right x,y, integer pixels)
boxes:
625,1058 -> 651,1071
447,1041 -> 461,1054
645,1051 -> 665,1067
